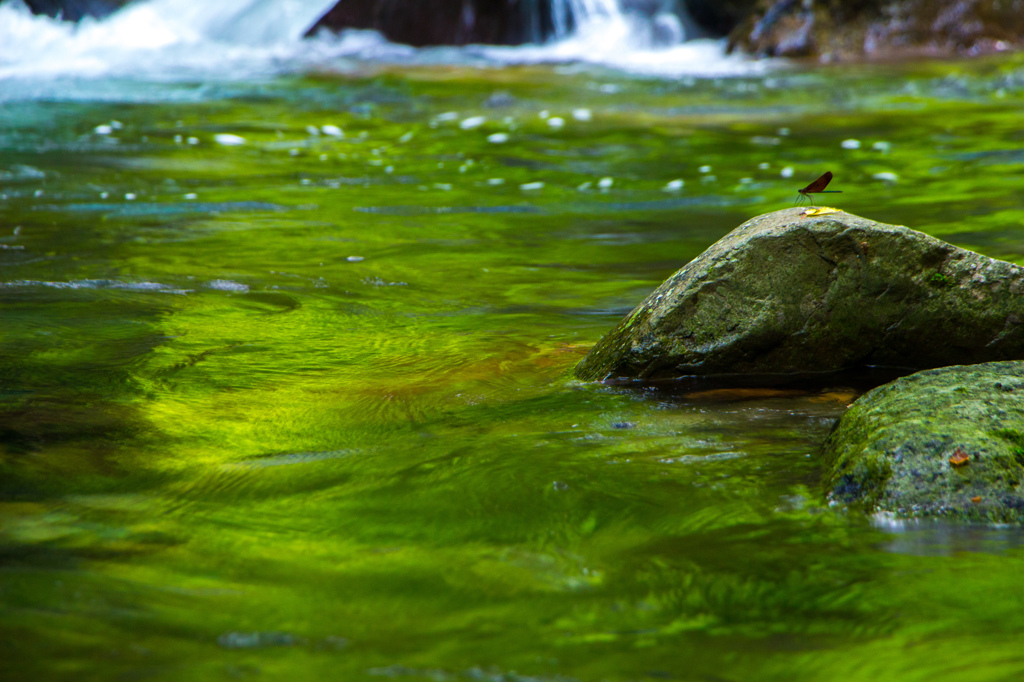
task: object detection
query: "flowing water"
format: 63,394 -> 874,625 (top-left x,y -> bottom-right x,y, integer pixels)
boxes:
4,1 -> 1024,680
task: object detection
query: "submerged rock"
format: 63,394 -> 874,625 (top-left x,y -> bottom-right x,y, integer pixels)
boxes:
575,208 -> 1024,382
823,361 -> 1024,523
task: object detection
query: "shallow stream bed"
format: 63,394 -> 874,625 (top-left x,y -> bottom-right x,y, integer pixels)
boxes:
4,57 -> 1024,680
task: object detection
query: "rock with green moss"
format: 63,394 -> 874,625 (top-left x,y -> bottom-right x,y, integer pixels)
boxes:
823,361 -> 1024,523
575,208 -> 1024,382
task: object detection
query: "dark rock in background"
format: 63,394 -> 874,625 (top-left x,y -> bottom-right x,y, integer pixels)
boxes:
308,0 -> 559,46
729,0 -> 1024,61
23,0 -> 130,22
823,361 -> 1024,523
575,208 -> 1024,382
684,0 -> 757,37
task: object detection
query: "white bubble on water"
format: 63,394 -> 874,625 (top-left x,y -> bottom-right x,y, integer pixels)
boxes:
841,138 -> 861,149
435,112 -> 459,123
780,166 -> 795,178
187,137 -> 199,145
758,162 -> 770,170
487,133 -> 509,144
699,165 -> 711,173
520,181 -> 544,191
184,193 -> 197,200
94,124 -> 112,135
598,177 -> 613,189
205,280 -> 248,293
322,124 -> 344,137
460,116 -> 486,130
577,181 -> 592,191
873,171 -> 898,182
125,193 -> 136,200
663,179 -> 684,191
214,133 -> 245,146
487,178 -> 505,185
398,132 -> 414,143
872,141 -> 891,152
547,117 -> 565,129
572,108 -> 592,121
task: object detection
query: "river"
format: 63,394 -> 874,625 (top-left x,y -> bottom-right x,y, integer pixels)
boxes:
3,1 -> 1024,680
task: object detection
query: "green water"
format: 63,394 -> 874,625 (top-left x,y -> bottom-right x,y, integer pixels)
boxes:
4,57 -> 1024,681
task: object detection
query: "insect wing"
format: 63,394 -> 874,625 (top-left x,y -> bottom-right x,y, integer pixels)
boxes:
800,171 -> 833,194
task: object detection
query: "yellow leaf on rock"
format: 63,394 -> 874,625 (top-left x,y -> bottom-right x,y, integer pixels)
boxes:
802,207 -> 841,217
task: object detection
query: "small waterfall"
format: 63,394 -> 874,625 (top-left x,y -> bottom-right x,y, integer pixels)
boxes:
0,0 -> 340,84
108,0 -> 339,45
0,0 -> 755,90
549,0 -> 621,39
542,0 -> 697,48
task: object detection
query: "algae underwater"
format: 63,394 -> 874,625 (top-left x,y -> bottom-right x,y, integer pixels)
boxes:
4,38 -> 1024,682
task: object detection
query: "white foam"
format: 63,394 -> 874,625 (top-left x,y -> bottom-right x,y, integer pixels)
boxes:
205,279 -> 249,292
0,0 -> 768,98
0,0 -> 339,85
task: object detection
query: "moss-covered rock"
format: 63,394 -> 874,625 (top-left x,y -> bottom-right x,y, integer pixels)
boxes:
822,361 -> 1024,523
575,208 -> 1024,382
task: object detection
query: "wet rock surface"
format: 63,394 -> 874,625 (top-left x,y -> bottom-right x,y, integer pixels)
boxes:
575,208 -> 1024,382
729,0 -> 1024,61
823,361 -> 1024,522
23,0 -> 129,22
308,0 -> 558,46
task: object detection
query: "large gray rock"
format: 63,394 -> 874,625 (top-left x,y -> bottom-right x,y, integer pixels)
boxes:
575,208 -> 1024,382
822,361 -> 1024,523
